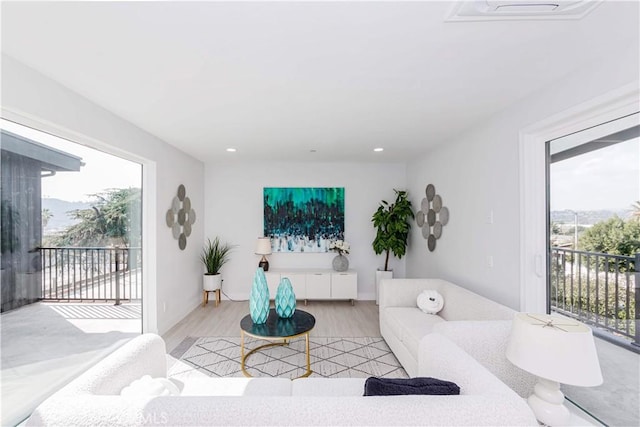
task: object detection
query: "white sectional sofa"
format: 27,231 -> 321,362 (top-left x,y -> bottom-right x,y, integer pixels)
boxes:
379,278 -> 536,397
26,333 -> 537,426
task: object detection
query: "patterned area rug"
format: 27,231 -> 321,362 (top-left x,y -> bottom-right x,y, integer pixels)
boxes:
169,336 -> 408,380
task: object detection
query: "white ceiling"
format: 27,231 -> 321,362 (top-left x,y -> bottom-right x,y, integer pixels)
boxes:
2,1 -> 639,163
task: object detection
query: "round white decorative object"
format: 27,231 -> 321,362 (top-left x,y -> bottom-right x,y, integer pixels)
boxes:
417,290 -> 444,314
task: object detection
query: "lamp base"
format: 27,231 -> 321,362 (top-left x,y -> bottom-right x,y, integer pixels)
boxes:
527,378 -> 570,426
258,257 -> 269,272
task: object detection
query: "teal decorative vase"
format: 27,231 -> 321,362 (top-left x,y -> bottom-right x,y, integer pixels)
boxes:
275,277 -> 296,318
275,318 -> 295,336
249,268 -> 270,324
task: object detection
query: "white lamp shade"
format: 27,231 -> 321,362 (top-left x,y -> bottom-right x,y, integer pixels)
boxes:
255,237 -> 272,255
506,313 -> 603,387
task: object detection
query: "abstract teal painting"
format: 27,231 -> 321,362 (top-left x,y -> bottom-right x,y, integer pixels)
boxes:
263,187 -> 344,252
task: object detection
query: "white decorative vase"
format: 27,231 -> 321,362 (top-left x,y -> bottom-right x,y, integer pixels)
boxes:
203,274 -> 221,291
375,269 -> 393,305
332,254 -> 349,272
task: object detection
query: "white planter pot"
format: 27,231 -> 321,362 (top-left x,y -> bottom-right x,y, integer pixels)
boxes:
375,269 -> 393,305
203,274 -> 222,291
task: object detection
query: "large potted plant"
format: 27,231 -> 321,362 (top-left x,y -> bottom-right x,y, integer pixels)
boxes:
371,189 -> 414,303
200,237 -> 234,292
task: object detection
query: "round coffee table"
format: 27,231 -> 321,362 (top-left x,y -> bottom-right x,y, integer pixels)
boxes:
240,309 -> 315,378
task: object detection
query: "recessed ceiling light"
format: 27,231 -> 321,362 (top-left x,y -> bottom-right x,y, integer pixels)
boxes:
374,148 -> 384,152
226,148 -> 236,152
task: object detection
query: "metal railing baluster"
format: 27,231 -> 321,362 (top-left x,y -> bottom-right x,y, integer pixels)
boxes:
595,254 -> 600,326
549,247 -> 635,347
562,251 -> 567,311
39,247 -> 141,303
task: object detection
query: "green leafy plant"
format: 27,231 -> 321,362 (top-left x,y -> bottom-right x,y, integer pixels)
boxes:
200,237 -> 234,275
578,216 -> 640,272
372,189 -> 414,271
632,201 -> 640,221
51,188 -> 141,247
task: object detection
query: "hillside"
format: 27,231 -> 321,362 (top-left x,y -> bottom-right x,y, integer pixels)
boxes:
42,198 -> 91,235
551,209 -> 632,225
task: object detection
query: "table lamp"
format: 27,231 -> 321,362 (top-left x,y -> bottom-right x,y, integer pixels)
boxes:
255,237 -> 272,272
506,313 -> 603,426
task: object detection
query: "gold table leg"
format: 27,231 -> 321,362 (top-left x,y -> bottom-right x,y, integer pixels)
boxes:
304,332 -> 311,377
240,330 -> 245,367
240,332 -> 312,379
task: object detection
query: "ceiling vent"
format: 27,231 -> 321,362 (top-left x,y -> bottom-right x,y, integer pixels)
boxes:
446,0 -> 602,21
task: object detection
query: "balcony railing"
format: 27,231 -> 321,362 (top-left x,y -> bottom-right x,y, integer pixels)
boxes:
40,247 -> 141,304
550,247 -> 638,348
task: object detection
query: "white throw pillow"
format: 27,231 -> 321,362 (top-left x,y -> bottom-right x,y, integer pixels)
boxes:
417,290 -> 444,314
120,375 -> 180,397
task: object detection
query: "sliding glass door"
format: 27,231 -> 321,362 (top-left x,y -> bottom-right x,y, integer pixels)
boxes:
546,113 -> 639,426
0,119 -> 143,425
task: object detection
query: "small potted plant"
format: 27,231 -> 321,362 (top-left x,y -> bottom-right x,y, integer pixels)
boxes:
200,237 -> 234,292
371,189 -> 413,303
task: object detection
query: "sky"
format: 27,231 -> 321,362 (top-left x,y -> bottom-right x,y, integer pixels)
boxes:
1,119 -> 141,202
550,136 -> 639,212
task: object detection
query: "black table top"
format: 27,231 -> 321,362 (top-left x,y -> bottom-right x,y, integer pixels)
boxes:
240,309 -> 315,338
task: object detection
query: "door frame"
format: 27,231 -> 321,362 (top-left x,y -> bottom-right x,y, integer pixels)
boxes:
0,109 -> 158,333
518,82 -> 639,313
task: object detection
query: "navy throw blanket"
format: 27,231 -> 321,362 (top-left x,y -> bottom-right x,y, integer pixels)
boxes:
363,377 -> 460,396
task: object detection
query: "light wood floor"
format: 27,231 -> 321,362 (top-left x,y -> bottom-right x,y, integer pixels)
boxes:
162,300 -> 381,352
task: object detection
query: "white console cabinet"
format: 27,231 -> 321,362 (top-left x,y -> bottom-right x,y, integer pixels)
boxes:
264,269 -> 357,304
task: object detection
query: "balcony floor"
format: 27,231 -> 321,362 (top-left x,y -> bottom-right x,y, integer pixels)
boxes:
0,301 -> 141,426
564,336 -> 639,426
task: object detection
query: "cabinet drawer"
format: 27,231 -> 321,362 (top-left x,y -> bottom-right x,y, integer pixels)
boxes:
305,273 -> 331,299
331,272 -> 357,299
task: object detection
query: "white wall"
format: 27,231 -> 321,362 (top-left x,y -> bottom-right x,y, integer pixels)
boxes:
1,55 -> 205,335
205,162 -> 406,301
406,43 -> 640,310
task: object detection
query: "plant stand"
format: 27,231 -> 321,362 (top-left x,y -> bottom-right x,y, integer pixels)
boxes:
202,289 -> 220,307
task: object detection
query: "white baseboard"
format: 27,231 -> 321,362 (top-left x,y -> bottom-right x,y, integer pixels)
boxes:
220,292 -> 376,302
